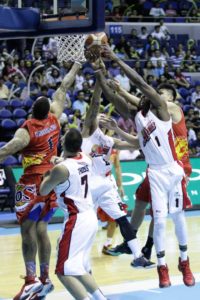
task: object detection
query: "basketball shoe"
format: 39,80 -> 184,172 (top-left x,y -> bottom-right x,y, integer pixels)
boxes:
29,278 -> 54,300
131,255 -> 155,269
106,241 -> 132,256
13,276 -> 43,300
102,244 -> 112,255
157,265 -> 171,288
178,257 -> 195,287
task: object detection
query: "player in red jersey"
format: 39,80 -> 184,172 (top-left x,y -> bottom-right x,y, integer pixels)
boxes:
0,62 -> 81,300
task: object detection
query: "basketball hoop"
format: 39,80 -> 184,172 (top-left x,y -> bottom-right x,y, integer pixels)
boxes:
55,34 -> 87,63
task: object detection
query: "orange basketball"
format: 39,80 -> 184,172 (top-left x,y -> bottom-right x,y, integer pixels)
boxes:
85,32 -> 108,49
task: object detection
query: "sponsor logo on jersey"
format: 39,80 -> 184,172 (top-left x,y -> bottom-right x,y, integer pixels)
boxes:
35,124 -> 57,137
174,136 -> 189,160
141,120 -> 156,146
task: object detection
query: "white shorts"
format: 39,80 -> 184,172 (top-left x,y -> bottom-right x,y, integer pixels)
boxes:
148,161 -> 185,218
90,174 -> 126,220
55,209 -> 98,276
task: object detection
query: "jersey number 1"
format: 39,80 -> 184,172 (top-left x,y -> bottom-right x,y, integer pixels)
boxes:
81,175 -> 88,198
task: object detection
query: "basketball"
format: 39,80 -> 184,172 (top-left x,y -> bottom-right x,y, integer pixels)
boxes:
85,32 -> 108,49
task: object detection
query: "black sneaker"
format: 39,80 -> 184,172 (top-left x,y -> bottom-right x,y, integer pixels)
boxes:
131,255 -> 156,269
141,246 -> 152,260
106,241 -> 132,256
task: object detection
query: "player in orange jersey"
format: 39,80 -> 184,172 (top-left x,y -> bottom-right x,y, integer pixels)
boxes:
0,62 -> 81,300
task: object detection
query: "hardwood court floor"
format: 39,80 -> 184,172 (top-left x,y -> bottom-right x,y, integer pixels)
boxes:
0,213 -> 200,299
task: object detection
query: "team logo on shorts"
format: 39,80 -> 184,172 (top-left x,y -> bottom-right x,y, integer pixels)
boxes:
15,184 -> 36,207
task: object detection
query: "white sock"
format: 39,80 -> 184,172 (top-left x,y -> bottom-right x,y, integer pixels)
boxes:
83,297 -> 90,300
127,238 -> 141,259
92,289 -> 107,300
157,257 -> 166,266
180,251 -> 188,261
104,238 -> 112,247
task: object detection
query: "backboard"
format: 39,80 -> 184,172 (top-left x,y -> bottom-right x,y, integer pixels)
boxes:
0,0 -> 105,39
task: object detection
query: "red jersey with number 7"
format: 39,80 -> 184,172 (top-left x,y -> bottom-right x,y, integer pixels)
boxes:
21,113 -> 60,174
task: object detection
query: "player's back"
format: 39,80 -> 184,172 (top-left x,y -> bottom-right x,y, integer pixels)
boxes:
21,113 -> 60,174
82,127 -> 114,176
55,153 -> 94,214
135,110 -> 177,165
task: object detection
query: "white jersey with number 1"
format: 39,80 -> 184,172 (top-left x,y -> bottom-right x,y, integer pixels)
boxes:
135,110 -> 177,166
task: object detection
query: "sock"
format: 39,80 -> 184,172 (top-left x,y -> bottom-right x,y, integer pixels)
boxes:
144,236 -> 154,249
104,238 -> 113,247
26,261 -> 36,278
179,245 -> 188,261
127,238 -> 141,259
157,251 -> 166,266
92,289 -> 107,300
40,263 -> 49,281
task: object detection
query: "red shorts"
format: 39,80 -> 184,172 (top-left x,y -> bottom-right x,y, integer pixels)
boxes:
15,173 -> 57,224
97,203 -> 128,223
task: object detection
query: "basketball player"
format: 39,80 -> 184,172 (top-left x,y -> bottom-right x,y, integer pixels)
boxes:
107,81 -> 192,263
40,128 -> 108,300
0,62 -> 81,300
81,74 -> 154,268
95,49 -> 195,288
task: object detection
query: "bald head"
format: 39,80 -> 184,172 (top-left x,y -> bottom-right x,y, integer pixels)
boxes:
32,96 -> 50,120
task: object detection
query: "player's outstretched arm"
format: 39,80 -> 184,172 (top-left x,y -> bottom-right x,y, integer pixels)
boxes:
102,45 -> 169,121
113,151 -> 124,198
40,164 -> 69,196
82,79 -> 102,137
99,115 -> 139,149
50,62 -> 81,119
0,128 -> 30,163
95,70 -> 130,119
107,79 -> 139,109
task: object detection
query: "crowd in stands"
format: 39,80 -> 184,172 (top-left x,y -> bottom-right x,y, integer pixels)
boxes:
0,2 -> 200,163
105,0 -> 200,23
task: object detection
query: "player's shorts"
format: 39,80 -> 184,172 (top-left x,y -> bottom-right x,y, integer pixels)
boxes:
15,173 -> 57,224
91,174 -> 127,220
55,209 -> 98,276
147,161 -> 192,218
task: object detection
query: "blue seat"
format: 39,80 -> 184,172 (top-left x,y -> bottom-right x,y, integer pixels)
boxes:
9,99 -> 23,108
183,104 -> 193,112
2,155 -> 18,166
0,108 -> 12,119
0,99 -> 8,108
16,118 -> 26,127
178,87 -> 190,98
23,98 -> 33,108
13,108 -> 27,119
1,119 -> 17,129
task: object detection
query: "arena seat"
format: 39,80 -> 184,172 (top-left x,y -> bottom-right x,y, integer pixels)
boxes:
0,99 -> 8,108
2,155 -> 18,166
13,108 -> 27,118
9,99 -> 23,108
0,109 -> 12,119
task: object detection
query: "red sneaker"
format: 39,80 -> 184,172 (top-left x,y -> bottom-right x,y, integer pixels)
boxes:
178,257 -> 195,287
13,276 -> 43,300
157,265 -> 171,288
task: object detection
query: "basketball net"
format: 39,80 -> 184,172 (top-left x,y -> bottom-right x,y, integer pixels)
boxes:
55,34 -> 87,63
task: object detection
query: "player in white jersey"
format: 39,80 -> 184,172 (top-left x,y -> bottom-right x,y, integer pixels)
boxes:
95,46 -> 195,288
40,128 -> 108,300
81,76 -> 154,268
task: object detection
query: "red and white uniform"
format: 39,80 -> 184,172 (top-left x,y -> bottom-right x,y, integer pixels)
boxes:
15,113 -> 60,224
135,110 -> 189,217
136,109 -> 192,209
82,128 -> 126,220
54,153 -> 98,276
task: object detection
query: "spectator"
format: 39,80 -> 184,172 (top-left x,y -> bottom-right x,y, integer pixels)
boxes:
143,60 -> 156,80
186,120 -> 197,147
165,3 -> 177,17
45,68 -> 62,89
190,131 -> 200,156
191,85 -> 200,104
108,60 -> 120,77
0,76 -> 9,99
72,90 -> 88,116
75,68 -> 85,91
150,49 -> 167,67
138,26 -> 148,40
151,25 -> 166,41
194,98 -> 200,113
149,2 -> 165,20
159,19 -> 170,40
182,57 -> 197,72
174,68 -> 190,88
134,60 -> 144,77
154,60 -> 165,78
111,6 -> 123,22
170,50 -> 184,70
115,36 -> 130,55
128,46 -> 140,59
115,69 -> 131,92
